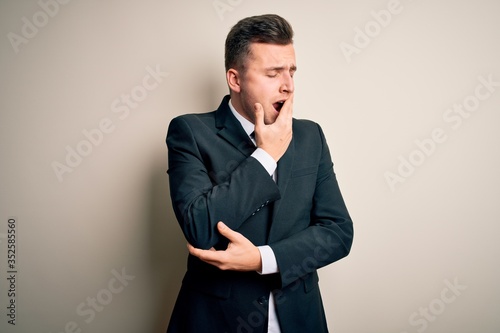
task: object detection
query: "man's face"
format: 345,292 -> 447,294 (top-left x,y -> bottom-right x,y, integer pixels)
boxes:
231,43 -> 296,125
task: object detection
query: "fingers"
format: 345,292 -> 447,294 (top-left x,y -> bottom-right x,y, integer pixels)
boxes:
188,243 -> 220,265
187,222 -> 239,258
187,243 -> 214,257
254,102 -> 264,128
276,92 -> 294,123
217,221 -> 243,243
187,223 -> 260,271
217,221 -> 227,231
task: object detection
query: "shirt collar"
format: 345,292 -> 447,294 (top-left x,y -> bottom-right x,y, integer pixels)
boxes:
228,99 -> 254,136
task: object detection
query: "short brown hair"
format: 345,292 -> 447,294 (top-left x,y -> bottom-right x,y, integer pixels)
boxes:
225,14 -> 294,72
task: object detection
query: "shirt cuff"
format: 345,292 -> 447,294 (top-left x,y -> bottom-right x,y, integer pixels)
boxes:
257,245 -> 279,275
251,148 -> 277,177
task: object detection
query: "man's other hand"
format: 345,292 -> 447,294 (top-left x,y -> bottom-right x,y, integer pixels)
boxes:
187,222 -> 262,272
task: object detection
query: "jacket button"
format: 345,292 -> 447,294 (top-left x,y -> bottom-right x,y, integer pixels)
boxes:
257,296 -> 267,305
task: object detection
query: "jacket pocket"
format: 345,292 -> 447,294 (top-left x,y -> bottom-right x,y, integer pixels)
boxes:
291,166 -> 317,178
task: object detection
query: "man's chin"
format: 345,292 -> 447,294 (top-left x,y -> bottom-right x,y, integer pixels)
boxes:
264,114 -> 279,125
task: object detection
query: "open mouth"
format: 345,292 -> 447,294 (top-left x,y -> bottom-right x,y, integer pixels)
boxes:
273,101 -> 285,112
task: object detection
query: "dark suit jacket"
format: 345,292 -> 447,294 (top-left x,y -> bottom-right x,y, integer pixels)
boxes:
166,95 -> 353,333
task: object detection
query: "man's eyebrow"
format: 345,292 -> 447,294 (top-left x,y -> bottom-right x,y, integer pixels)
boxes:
265,65 -> 298,71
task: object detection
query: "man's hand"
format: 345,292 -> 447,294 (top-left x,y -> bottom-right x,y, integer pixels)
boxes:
254,94 -> 293,162
187,222 -> 262,272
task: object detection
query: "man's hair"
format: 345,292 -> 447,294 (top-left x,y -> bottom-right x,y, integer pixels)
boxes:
225,14 -> 294,72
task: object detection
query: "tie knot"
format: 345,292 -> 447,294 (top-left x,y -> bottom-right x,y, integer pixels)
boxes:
249,132 -> 256,146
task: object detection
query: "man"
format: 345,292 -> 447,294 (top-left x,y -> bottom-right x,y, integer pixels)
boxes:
166,14 -> 353,333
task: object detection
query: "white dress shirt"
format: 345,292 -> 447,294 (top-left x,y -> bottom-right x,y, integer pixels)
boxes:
229,100 -> 281,333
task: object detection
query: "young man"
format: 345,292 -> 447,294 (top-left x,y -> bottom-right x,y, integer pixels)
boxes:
166,14 -> 353,333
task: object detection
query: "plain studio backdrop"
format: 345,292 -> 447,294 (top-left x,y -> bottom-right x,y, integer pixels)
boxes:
1,0 -> 499,332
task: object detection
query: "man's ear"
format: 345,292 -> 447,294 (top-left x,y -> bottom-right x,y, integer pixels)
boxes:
226,68 -> 241,93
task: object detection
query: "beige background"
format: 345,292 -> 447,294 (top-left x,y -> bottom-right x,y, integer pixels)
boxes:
1,0 -> 499,332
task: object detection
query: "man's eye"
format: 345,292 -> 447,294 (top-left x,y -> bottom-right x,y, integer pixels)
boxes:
267,73 -> 278,78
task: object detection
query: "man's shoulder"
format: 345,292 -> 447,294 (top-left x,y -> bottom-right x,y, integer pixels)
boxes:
169,110 -> 217,128
170,95 -> 229,126
172,110 -> 217,122
293,117 -> 318,127
292,118 -> 323,137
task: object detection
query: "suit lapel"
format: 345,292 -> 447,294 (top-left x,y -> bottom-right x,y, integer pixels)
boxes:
269,135 -> 295,238
215,96 -> 255,157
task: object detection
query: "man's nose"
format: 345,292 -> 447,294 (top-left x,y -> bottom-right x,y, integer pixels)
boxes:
279,73 -> 294,93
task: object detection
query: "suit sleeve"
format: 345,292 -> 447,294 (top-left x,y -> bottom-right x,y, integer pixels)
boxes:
166,116 -> 281,249
271,123 -> 354,288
